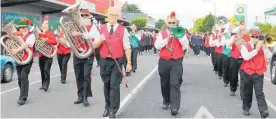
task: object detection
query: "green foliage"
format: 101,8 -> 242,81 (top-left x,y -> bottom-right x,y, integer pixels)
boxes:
161,24 -> 167,30
194,17 -> 205,32
189,27 -> 195,33
202,14 -> 216,32
122,3 -> 142,13
155,19 -> 166,29
130,17 -> 147,30
270,26 -> 276,34
257,23 -> 272,34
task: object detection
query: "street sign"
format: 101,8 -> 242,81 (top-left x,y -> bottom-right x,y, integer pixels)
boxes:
234,4 -> 247,26
193,106 -> 215,118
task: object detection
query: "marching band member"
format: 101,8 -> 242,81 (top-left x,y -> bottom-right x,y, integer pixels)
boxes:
56,29 -> 71,84
214,28 -> 224,79
38,16 -> 57,92
129,24 -> 141,73
240,27 -> 270,118
221,27 -> 231,87
12,18 -> 35,105
93,7 -> 132,118
154,11 -> 189,115
71,9 -> 100,107
227,23 -> 247,97
209,27 -> 218,72
204,32 -> 211,56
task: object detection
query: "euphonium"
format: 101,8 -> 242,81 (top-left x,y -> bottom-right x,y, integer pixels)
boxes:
33,24 -> 57,58
264,35 -> 276,47
59,2 -> 94,59
57,26 -> 70,48
0,20 -> 32,65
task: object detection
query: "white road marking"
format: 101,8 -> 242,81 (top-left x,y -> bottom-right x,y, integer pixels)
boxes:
193,106 -> 215,118
117,65 -> 158,114
264,77 -> 271,82
1,70 -> 74,95
266,99 -> 276,113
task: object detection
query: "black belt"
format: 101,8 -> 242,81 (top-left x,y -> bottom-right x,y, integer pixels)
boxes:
105,57 -> 120,60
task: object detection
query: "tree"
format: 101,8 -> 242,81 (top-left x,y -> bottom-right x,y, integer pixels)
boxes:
257,23 -> 272,34
161,24 -> 167,30
270,26 -> 276,34
194,17 -> 205,32
130,17 -> 147,30
155,19 -> 166,29
122,2 -> 142,13
201,13 -> 216,33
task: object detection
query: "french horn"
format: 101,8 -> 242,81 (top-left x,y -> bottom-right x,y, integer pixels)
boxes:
0,20 -> 32,65
59,2 -> 94,59
33,24 -> 57,58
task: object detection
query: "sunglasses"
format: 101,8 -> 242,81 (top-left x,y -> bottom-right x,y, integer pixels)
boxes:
18,27 -> 26,29
81,14 -> 90,18
168,22 -> 175,24
251,35 -> 259,39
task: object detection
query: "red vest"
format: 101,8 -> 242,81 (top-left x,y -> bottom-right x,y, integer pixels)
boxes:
210,33 -> 216,47
38,31 -> 57,57
205,37 -> 210,47
57,32 -> 71,55
215,35 -> 223,54
22,33 -> 34,60
159,30 -> 184,60
231,36 -> 241,59
240,44 -> 266,75
99,24 -> 124,59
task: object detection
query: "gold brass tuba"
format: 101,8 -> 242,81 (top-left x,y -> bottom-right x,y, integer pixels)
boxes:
33,24 -> 57,58
264,35 -> 276,47
0,20 -> 32,65
56,26 -> 71,48
59,2 -> 94,59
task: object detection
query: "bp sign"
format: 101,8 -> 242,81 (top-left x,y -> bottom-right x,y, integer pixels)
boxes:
237,7 -> 244,14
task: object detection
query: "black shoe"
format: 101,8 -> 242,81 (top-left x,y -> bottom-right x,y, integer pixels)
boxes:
126,72 -> 131,77
60,80 -> 66,84
218,77 -> 222,79
132,69 -> 136,73
43,87 -> 48,92
261,110 -> 269,118
74,98 -> 83,104
224,84 -> 228,87
39,87 -> 44,90
162,104 -> 169,110
230,92 -> 235,96
243,110 -> 250,116
83,97 -> 89,107
171,108 -> 179,115
17,100 -> 25,105
109,112 -> 116,118
215,72 -> 218,74
102,110 -> 109,117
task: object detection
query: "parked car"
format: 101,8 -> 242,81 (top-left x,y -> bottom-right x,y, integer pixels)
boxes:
1,55 -> 16,83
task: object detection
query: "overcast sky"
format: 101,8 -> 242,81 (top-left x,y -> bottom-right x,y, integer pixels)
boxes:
118,0 -> 276,29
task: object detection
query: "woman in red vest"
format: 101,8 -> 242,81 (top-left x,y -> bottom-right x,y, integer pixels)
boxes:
205,32 -> 210,56
56,30 -> 71,84
209,27 -> 218,72
93,7 -> 132,118
71,9 -> 100,107
11,18 -> 35,105
38,16 -> 57,92
240,28 -> 271,118
154,11 -> 189,116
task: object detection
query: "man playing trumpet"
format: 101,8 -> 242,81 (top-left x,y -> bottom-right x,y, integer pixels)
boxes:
154,11 -> 189,115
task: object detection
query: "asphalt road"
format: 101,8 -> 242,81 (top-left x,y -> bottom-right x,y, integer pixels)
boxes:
1,50 -> 276,118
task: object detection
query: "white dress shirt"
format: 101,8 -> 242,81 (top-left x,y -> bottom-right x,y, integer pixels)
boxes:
94,23 -> 131,50
24,33 -> 35,47
154,29 -> 189,50
83,25 -> 100,40
208,34 -> 219,47
240,42 -> 272,61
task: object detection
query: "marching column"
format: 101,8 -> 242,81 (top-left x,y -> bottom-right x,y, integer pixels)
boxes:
240,28 -> 270,118
71,9 -> 100,107
38,16 -> 57,92
154,11 -> 189,116
56,31 -> 71,84
11,18 -> 35,105
93,7 -> 132,118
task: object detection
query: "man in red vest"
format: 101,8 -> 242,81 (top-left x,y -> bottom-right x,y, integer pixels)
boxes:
71,9 -> 100,107
55,29 -> 71,84
11,18 -> 35,105
38,16 -> 57,92
240,28 -> 271,118
227,25 -> 247,97
93,7 -> 132,118
209,27 -> 218,73
154,11 -> 189,116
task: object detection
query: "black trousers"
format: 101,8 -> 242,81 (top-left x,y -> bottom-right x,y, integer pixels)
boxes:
99,57 -> 124,113
195,45 -> 201,55
229,57 -> 243,92
95,48 -> 100,65
205,47 -> 210,56
240,70 -> 268,114
16,59 -> 33,100
158,58 -> 183,110
57,53 -> 71,81
131,48 -> 139,70
210,47 -> 216,71
154,47 -> 158,54
39,56 -> 53,89
222,54 -> 231,84
73,55 -> 93,98
216,53 -> 223,77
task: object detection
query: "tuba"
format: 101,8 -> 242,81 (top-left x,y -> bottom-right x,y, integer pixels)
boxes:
264,35 -> 276,47
33,24 -> 57,58
0,20 -> 32,65
56,26 -> 71,48
59,2 -> 94,59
